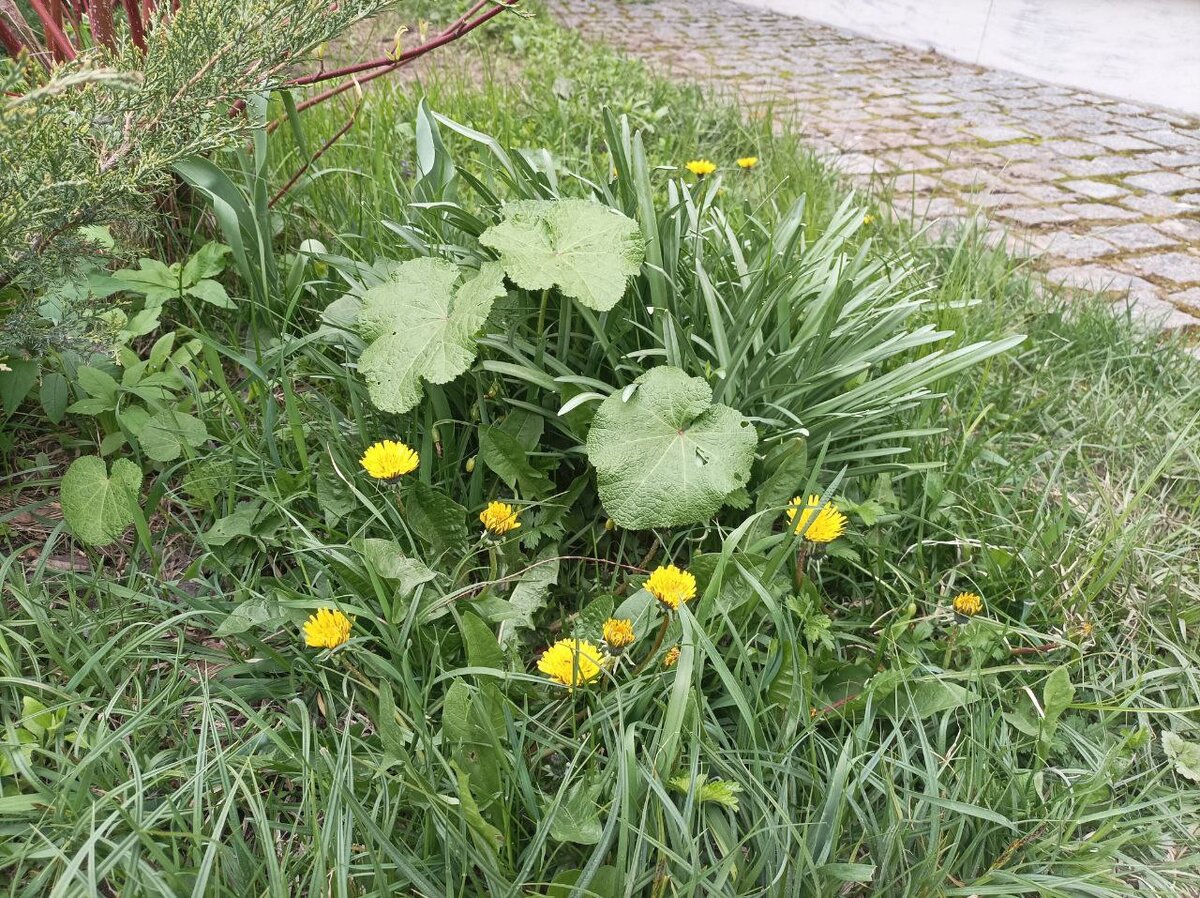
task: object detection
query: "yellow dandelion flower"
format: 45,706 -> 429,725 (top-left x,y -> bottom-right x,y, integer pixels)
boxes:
863,213 -> 876,225
736,156 -> 759,169
952,592 -> 983,617
360,439 -> 419,481
645,564 -> 697,612
663,645 -> 681,668
303,608 -> 352,649
786,494 -> 848,543
685,159 -> 717,177
480,500 -> 521,537
602,618 -> 636,653
537,638 -> 604,688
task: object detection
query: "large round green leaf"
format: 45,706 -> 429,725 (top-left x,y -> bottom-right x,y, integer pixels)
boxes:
357,258 -> 506,414
60,455 -> 143,546
585,366 -> 757,529
479,199 -> 644,312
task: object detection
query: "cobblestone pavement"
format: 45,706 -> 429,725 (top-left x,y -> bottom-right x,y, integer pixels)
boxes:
554,0 -> 1200,336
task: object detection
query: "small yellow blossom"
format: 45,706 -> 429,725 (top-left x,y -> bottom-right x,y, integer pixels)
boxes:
480,500 -> 521,537
646,564 -> 697,612
786,494 -> 848,543
663,645 -> 681,668
952,592 -> 984,617
360,439 -> 419,481
685,159 -> 717,177
863,213 -> 876,225
736,156 -> 759,169
602,618 -> 636,653
537,638 -> 604,688
303,608 -> 352,649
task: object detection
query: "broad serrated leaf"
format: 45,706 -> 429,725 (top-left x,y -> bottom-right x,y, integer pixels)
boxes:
181,458 -> 232,506
585,366 -> 757,529
214,597 -> 280,637
186,279 -> 234,309
404,480 -> 468,557
60,456 -> 142,546
138,409 -> 208,462
479,199 -> 643,311
359,538 -> 440,595
202,502 -> 262,546
1163,731 -> 1200,783
356,258 -> 505,414
461,612 -> 504,671
498,550 -> 558,646
478,424 -> 553,497
547,785 -> 604,845
182,242 -> 229,283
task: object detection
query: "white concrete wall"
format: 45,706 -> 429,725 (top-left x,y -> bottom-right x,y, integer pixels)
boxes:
738,0 -> 1200,114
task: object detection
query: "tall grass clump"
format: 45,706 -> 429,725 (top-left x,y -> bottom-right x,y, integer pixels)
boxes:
1,8 -> 1198,897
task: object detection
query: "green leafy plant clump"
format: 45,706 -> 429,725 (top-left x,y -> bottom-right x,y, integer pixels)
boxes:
3,11 -> 1199,897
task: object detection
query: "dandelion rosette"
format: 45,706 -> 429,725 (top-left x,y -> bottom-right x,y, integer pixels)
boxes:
303,608 -> 352,649
360,439 -> 419,481
952,592 -> 984,617
645,564 -> 697,612
537,638 -> 604,688
786,494 -> 848,543
685,159 -> 717,177
602,618 -> 636,653
480,500 -> 521,537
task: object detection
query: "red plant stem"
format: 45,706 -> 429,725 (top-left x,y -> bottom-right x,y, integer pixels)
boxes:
26,0 -> 76,60
0,17 -> 25,57
120,0 -> 144,50
88,0 -> 117,51
268,103 -> 359,206
232,1 -> 509,122
285,0 -> 510,88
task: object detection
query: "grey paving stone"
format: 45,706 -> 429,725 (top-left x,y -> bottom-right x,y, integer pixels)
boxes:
967,124 -> 1031,143
1154,219 -> 1200,242
1123,171 -> 1200,195
996,206 -> 1080,227
555,0 -> 1200,336
1114,295 -> 1200,332
1130,253 -> 1200,284
1062,156 -> 1159,178
1041,139 -> 1102,158
1060,203 -> 1142,222
1062,179 -> 1128,200
1090,223 -> 1178,252
1120,193 -> 1198,216
1044,265 -> 1152,293
1026,232 -> 1115,261
1089,133 -> 1161,152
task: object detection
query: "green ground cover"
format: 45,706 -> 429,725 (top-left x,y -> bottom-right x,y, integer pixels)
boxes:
2,8 -> 1198,897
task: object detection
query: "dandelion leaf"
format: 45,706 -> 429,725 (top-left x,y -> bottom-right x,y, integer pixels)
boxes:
479,199 -> 643,311
357,258 -> 505,414
60,455 -> 142,547
585,366 -> 757,529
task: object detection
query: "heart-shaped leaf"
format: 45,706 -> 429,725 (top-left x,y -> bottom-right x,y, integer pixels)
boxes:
60,455 -> 143,546
585,366 -> 757,529
480,199 -> 643,311
356,258 -> 505,414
